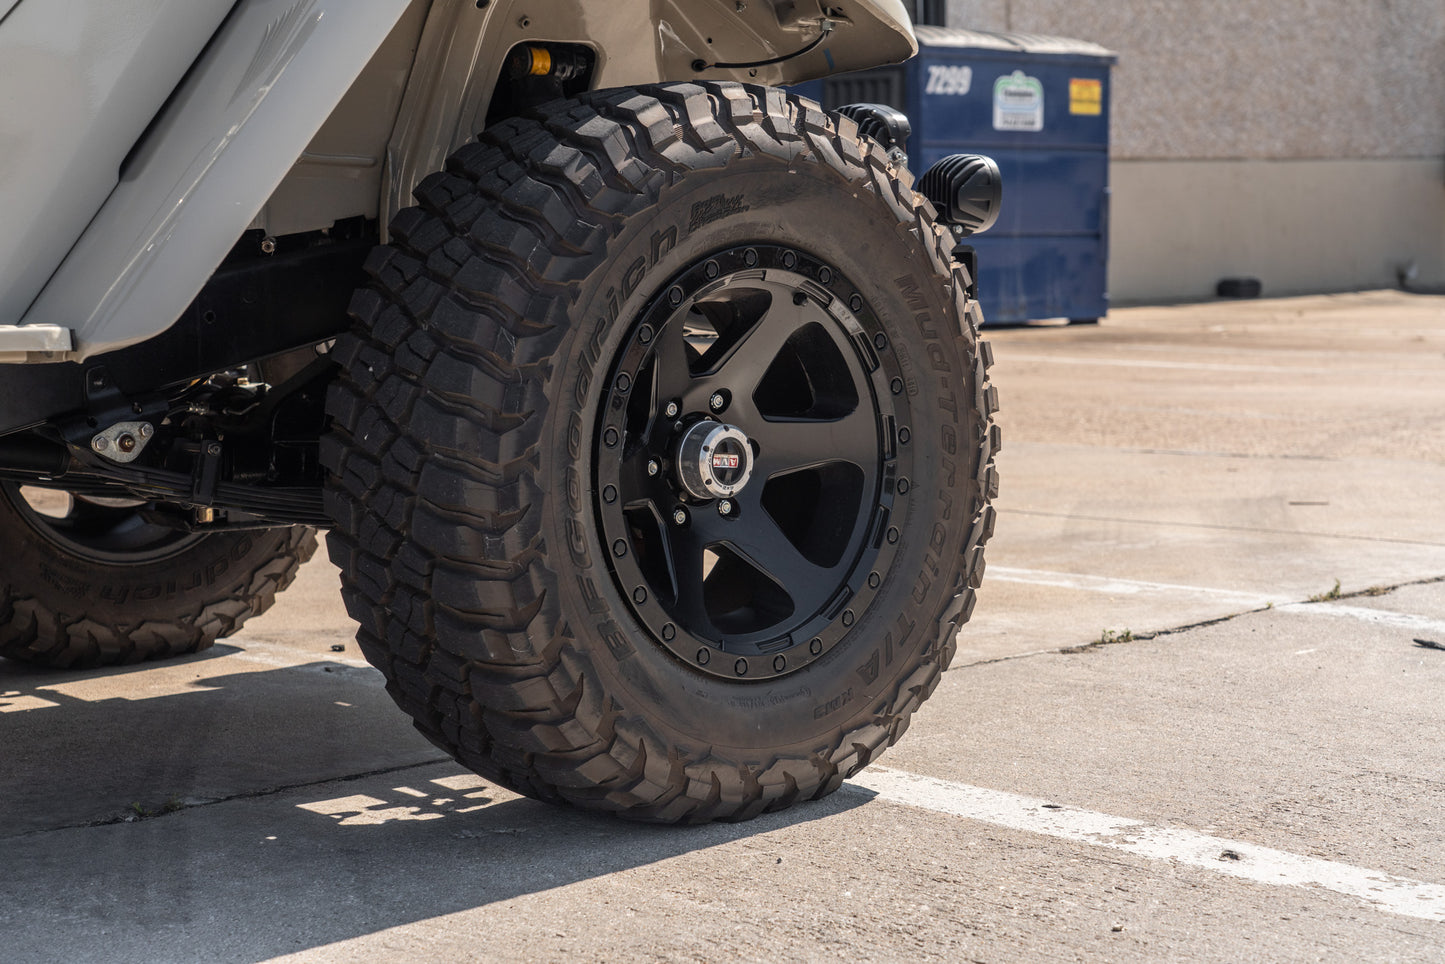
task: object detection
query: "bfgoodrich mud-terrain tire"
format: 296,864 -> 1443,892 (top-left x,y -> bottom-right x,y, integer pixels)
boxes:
0,484 -> 316,668
324,82 -> 999,822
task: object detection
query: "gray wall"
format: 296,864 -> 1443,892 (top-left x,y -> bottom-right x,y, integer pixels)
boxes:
946,0 -> 1445,302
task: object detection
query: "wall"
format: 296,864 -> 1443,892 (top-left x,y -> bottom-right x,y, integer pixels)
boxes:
946,0 -> 1445,301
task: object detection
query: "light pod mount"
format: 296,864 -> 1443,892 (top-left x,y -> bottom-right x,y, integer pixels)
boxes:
836,103 -> 913,167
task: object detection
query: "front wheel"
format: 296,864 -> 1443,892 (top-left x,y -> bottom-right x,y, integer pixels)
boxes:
324,82 -> 999,822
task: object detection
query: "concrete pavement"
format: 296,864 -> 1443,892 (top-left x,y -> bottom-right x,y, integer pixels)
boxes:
3,290 -> 1443,962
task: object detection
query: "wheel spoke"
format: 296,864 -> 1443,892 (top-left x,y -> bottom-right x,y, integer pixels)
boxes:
662,524 -> 717,636
751,407 -> 878,479
708,298 -> 810,385
629,351 -> 663,448
618,447 -> 671,506
693,506 -> 840,620
650,318 -> 696,404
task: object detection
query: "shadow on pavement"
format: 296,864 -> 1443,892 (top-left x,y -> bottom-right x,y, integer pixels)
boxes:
1,646 -> 437,835
0,651 -> 876,963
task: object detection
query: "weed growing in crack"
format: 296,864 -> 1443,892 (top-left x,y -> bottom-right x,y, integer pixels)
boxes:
1059,628 -> 1147,655
125,795 -> 185,822
1308,579 -> 1342,603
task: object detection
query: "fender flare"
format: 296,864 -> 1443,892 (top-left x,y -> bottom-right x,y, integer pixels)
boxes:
22,0 -> 413,361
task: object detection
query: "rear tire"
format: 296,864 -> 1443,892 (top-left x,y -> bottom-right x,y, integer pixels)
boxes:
324,82 -> 1000,822
0,484 -> 317,669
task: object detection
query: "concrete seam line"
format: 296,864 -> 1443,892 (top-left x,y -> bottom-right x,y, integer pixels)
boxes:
7,757 -> 453,841
848,766 -> 1445,923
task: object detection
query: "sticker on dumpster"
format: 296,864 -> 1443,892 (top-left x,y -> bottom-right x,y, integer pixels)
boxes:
993,70 -> 1044,132
925,64 -> 974,96
1069,78 -> 1103,115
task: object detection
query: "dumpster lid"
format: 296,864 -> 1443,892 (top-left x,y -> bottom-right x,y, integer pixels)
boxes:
915,24 -> 1117,61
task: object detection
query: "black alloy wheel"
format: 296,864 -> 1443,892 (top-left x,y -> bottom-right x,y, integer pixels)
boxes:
597,245 -> 908,681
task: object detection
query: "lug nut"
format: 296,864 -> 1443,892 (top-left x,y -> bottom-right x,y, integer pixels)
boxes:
647,459 -> 661,477
709,392 -> 727,413
664,400 -> 680,419
718,500 -> 734,517
672,507 -> 688,526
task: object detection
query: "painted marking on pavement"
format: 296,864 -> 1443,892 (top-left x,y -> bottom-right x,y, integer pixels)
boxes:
1011,508 -> 1445,549
1000,353 -> 1438,377
989,566 -> 1275,607
1277,602 -> 1445,637
991,567 -> 1445,635
850,766 -> 1445,923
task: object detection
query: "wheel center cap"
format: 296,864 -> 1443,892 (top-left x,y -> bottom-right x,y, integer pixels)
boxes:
676,421 -> 754,500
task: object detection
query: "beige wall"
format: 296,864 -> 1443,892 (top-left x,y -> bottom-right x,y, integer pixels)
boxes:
1113,158 -> 1445,302
946,0 -> 1445,300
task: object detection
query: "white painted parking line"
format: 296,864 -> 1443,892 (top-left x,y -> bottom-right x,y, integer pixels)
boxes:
850,766 -> 1445,923
1277,602 -> 1445,637
1001,353 -> 1435,377
989,566 -> 1276,607
990,568 -> 1445,636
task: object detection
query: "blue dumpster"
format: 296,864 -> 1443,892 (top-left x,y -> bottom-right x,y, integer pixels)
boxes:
797,27 -> 1117,324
